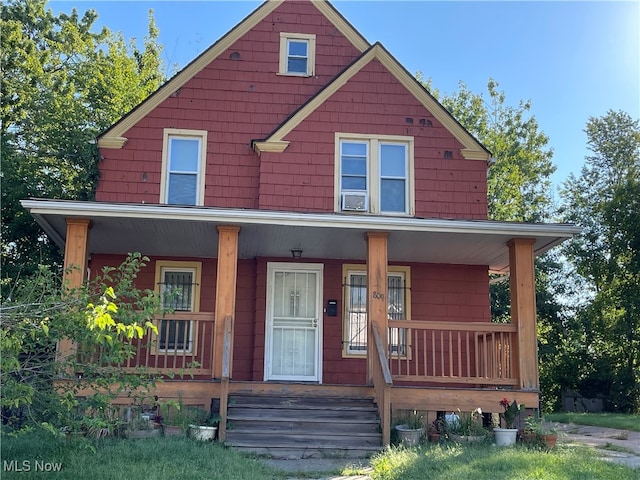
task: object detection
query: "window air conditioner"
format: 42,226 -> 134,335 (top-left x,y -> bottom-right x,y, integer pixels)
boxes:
341,192 -> 368,211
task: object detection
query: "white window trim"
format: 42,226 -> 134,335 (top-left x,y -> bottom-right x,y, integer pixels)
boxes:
278,32 -> 316,77
160,129 -> 208,206
334,133 -> 415,216
154,261 -> 202,354
341,264 -> 411,358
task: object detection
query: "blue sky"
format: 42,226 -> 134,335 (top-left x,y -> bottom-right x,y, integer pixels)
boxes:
50,0 -> 639,191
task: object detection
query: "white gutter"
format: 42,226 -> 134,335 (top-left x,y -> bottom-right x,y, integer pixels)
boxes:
21,199 -> 582,238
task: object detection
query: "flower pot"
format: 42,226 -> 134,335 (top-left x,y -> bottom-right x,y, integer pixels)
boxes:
395,425 -> 423,446
189,425 -> 218,441
428,432 -> 441,443
541,433 -> 557,448
493,427 -> 518,446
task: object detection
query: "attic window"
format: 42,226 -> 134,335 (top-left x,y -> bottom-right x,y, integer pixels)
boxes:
278,33 -> 315,77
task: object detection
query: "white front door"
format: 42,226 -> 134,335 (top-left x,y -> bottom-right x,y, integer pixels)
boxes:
264,262 -> 323,382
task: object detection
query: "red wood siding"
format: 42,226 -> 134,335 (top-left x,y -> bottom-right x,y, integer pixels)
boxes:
258,60 -> 488,219
249,258 -> 489,385
232,259 -> 257,381
87,256 -> 489,384
96,0 -> 362,208
89,255 -> 218,315
411,263 -> 490,322
252,259 -> 268,380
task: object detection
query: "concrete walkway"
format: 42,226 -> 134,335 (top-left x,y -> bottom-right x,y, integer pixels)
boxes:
261,457 -> 373,480
262,423 -> 640,478
552,422 -> 640,469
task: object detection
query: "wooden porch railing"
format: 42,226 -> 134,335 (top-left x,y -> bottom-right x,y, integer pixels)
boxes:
371,320 -> 393,446
388,320 -> 518,386
118,312 -> 215,376
218,315 -> 232,442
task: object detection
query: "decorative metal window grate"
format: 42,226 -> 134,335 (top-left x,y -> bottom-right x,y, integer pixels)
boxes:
344,274 -> 408,354
159,271 -> 196,311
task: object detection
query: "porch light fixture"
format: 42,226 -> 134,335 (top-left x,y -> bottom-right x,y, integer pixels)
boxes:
291,248 -> 303,259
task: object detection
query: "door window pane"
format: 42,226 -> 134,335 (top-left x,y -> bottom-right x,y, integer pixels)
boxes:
273,272 -> 316,318
270,269 -> 318,379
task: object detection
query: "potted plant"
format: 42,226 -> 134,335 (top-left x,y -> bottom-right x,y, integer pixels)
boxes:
158,397 -> 195,437
494,398 -> 525,446
521,414 -> 539,444
522,415 -> 558,448
428,417 -> 446,443
447,408 -> 487,442
187,407 -> 220,441
394,410 -> 424,446
538,423 -> 558,448
127,410 -> 162,439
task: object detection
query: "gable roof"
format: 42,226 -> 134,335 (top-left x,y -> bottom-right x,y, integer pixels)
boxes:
252,42 -> 491,160
98,0 -> 489,160
98,0 -> 370,148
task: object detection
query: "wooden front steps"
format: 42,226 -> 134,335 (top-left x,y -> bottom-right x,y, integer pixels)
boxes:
224,394 -> 383,459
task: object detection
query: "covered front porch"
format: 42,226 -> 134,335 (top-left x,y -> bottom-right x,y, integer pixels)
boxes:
22,199 -> 579,445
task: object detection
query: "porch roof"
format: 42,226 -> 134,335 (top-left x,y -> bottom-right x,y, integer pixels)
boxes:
21,199 -> 581,273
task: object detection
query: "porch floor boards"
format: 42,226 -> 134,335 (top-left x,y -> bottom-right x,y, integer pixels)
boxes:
224,394 -> 383,459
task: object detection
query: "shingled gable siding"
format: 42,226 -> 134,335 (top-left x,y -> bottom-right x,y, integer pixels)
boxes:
257,60 -> 488,219
95,1 -> 362,207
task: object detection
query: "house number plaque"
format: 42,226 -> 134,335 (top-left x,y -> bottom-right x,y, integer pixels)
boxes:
372,291 -> 385,300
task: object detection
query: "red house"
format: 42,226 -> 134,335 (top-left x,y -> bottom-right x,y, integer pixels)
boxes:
22,0 -> 578,455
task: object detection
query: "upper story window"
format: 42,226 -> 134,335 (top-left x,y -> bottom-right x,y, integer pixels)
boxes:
335,134 -> 414,215
279,33 -> 316,77
161,129 -> 207,205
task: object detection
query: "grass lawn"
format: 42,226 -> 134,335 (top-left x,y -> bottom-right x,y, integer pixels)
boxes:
2,430 -> 639,480
545,413 -> 640,432
369,442 -> 640,480
0,432 -> 286,480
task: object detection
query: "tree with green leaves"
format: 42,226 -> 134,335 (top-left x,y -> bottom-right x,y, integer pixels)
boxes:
1,253 -> 163,435
418,76 -> 556,223
1,0 -> 165,289
417,74 -> 574,411
560,110 -> 640,412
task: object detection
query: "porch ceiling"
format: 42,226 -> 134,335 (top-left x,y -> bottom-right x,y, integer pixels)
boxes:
22,199 -> 581,273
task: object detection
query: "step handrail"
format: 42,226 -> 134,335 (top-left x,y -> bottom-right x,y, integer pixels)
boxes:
371,320 -> 392,445
219,315 -> 232,442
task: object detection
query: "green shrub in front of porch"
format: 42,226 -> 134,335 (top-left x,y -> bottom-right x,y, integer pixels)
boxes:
370,442 -> 638,480
1,253 -> 167,437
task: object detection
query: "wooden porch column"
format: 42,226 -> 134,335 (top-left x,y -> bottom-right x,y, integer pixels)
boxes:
59,218 -> 91,362
366,232 -> 389,383
507,238 -> 538,391
213,226 -> 240,379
